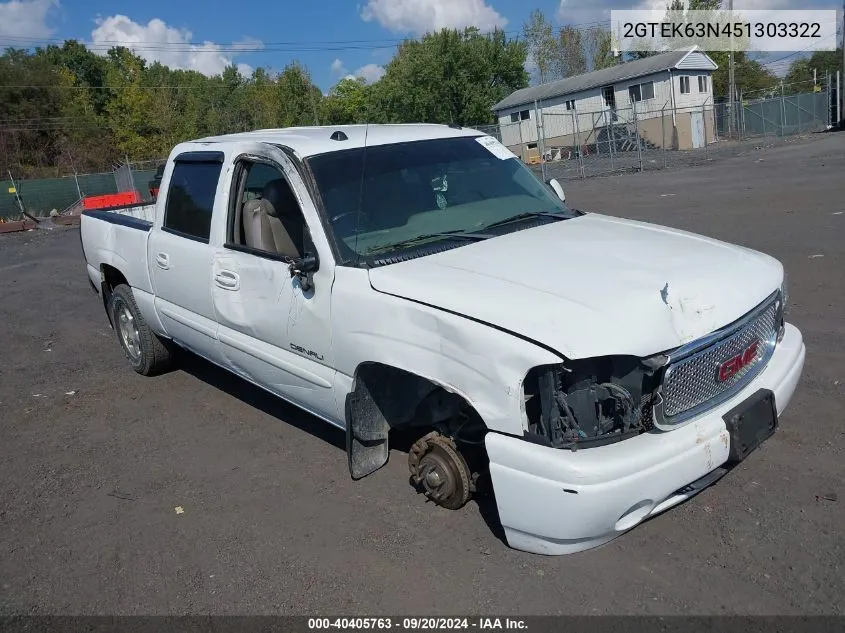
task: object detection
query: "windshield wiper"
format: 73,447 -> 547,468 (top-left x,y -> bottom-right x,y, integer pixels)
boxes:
365,229 -> 492,255
482,210 -> 573,231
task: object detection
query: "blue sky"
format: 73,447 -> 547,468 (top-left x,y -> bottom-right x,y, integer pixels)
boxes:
0,0 -> 840,91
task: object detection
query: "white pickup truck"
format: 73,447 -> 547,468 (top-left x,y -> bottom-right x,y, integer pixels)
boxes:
79,124 -> 805,555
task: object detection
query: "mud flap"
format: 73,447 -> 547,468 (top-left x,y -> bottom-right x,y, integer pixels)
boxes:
345,382 -> 391,480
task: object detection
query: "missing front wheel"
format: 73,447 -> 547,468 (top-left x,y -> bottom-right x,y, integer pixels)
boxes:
408,431 -> 477,510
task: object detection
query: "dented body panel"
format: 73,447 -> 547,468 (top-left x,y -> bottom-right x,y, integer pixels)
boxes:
332,266 -> 563,436
78,125 -> 806,556
368,213 -> 784,359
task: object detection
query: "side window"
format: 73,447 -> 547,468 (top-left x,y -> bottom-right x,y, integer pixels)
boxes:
680,76 -> 691,94
163,158 -> 223,242
228,160 -> 307,259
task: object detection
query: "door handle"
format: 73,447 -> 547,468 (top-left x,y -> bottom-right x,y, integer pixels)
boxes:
215,270 -> 240,291
155,252 -> 170,270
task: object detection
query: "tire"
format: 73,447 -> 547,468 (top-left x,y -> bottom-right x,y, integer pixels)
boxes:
108,284 -> 174,376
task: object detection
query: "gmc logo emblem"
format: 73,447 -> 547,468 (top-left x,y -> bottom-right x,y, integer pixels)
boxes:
717,341 -> 760,383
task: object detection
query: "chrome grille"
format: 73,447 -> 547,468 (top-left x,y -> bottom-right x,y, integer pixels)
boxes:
660,294 -> 780,422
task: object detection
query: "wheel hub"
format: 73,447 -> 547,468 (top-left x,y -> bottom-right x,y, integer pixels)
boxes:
408,431 -> 473,510
116,300 -> 141,362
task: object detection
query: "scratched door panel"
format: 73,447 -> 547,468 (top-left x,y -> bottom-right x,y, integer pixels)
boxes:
211,248 -> 339,421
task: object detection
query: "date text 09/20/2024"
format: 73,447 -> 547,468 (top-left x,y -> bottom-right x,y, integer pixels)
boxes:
307,618 -> 527,630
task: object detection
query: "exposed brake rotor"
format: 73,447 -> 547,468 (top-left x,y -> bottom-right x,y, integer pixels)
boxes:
408,431 -> 476,510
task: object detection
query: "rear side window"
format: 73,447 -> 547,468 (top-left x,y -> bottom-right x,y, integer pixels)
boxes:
164,159 -> 223,241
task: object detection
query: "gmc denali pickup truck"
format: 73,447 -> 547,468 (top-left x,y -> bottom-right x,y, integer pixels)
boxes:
79,124 -> 805,555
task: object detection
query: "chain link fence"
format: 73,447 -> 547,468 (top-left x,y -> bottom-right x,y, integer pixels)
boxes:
1,159 -> 165,219
478,84 -> 834,185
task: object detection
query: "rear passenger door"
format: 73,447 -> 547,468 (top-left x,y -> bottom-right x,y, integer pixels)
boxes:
210,148 -> 339,424
148,151 -> 224,364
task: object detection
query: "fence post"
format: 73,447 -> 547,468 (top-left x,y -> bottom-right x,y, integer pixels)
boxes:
797,93 -> 802,134
73,172 -> 82,199
608,114 -> 615,172
534,99 -> 547,182
634,107 -> 643,172
780,83 -> 786,137
661,105 -> 667,169
572,110 -> 585,178
7,170 -> 24,213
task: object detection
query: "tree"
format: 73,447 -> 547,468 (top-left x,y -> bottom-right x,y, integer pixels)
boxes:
103,47 -> 160,159
784,49 -> 843,94
555,25 -> 587,78
372,27 -> 528,126
522,9 -> 558,84
275,62 -> 323,127
321,77 -> 372,124
707,51 -> 777,99
583,25 -> 618,71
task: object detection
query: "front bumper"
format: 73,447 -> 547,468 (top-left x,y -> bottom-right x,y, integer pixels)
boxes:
486,322 -> 806,556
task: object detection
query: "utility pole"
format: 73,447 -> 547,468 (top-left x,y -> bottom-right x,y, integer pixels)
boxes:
841,0 -> 844,124
728,0 -> 736,136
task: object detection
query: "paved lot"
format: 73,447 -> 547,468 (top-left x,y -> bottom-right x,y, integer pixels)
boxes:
1,132 -> 843,616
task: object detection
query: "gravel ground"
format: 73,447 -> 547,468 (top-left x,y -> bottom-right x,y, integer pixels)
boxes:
0,132 -> 843,616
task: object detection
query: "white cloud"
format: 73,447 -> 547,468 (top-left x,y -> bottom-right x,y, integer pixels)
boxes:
354,63 -> 386,83
0,0 -> 57,39
90,15 -> 262,77
361,0 -> 507,35
332,59 -> 386,84
330,58 -> 348,76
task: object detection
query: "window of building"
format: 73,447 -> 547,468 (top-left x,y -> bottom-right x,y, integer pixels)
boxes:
509,109 -> 530,123
628,81 -> 655,102
698,75 -> 708,92
680,76 -> 691,94
565,99 -> 576,111
164,155 -> 223,242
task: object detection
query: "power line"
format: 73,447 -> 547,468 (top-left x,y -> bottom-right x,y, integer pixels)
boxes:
760,34 -> 837,68
0,20 -> 614,53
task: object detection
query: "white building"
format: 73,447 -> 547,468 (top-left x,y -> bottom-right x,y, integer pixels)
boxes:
491,46 -> 719,158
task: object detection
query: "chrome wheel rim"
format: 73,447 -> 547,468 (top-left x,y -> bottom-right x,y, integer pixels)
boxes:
116,300 -> 142,362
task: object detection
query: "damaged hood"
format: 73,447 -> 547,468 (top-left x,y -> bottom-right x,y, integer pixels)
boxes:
367,213 -> 784,359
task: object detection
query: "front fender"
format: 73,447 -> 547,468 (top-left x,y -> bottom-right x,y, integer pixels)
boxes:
331,267 -> 563,436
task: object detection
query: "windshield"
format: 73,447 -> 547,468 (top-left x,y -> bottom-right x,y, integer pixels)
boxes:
306,135 -> 574,265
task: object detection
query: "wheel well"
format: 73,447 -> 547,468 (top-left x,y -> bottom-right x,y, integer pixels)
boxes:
100,264 -> 128,326
345,362 -> 488,479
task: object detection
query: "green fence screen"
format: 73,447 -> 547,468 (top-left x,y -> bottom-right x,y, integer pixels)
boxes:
1,169 -> 161,219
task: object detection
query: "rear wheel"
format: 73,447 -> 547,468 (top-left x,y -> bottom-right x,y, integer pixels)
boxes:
108,284 -> 173,376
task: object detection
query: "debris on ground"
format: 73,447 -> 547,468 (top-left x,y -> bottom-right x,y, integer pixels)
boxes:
815,493 -> 837,503
174,506 -> 185,514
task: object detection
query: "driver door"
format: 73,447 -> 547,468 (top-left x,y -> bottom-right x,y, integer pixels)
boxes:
210,146 -> 340,424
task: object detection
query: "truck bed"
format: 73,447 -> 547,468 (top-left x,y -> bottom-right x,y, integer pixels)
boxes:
80,201 -> 156,299
82,202 -> 156,226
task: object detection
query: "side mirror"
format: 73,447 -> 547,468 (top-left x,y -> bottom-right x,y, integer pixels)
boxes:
546,178 -> 566,203
289,252 -> 319,291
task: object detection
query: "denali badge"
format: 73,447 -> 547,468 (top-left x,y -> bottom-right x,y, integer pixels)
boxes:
717,341 -> 760,383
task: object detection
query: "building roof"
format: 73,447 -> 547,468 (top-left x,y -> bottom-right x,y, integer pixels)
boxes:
491,46 -> 718,112
189,123 -> 485,158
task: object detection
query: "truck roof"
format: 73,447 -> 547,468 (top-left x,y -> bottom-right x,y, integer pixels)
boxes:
188,123 -> 485,158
